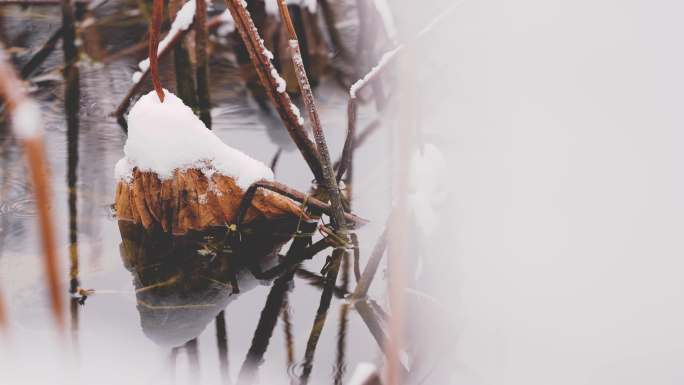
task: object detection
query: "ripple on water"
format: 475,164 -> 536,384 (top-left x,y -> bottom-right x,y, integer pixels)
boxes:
287,360 -> 307,381
0,174 -> 31,198
0,218 -> 26,240
0,198 -> 38,218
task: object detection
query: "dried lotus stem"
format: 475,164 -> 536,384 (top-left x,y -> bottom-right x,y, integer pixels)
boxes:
195,0 -> 212,127
149,0 -> 165,102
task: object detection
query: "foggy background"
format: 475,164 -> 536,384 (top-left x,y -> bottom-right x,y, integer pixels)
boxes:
403,0 -> 684,384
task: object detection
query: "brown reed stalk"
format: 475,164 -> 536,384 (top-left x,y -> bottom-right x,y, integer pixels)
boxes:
194,0 -> 212,127
0,48 -> 64,329
276,0 -> 345,228
149,0 -> 165,102
0,284 -> 6,332
224,0 -> 324,182
24,139 -> 64,329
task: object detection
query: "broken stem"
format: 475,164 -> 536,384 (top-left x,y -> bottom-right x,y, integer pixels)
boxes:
352,224 -> 389,299
237,180 -> 368,230
336,99 -> 356,182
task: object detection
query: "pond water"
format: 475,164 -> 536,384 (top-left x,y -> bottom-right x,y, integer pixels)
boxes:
0,2 -> 448,385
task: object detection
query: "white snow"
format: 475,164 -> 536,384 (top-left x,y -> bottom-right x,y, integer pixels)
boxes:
131,71 -> 142,83
11,100 -> 43,139
262,47 -> 274,60
264,0 -> 317,15
114,157 -> 135,182
133,0 -> 197,82
217,9 -> 235,36
349,46 -> 401,98
242,2 -> 304,128
289,102 -> 304,125
345,363 -> 378,385
271,68 -> 287,93
115,89 -> 273,189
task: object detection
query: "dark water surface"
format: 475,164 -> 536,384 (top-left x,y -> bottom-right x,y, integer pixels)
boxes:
0,2 -> 413,384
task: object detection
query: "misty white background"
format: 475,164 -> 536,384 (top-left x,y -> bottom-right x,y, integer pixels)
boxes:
402,0 -> 684,384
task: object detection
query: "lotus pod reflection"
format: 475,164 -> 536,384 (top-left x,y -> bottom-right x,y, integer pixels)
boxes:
118,213 -> 300,347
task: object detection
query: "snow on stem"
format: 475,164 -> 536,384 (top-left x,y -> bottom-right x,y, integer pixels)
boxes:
349,46 -> 400,100
0,49 -> 64,330
223,0 -> 324,182
276,0 -> 346,232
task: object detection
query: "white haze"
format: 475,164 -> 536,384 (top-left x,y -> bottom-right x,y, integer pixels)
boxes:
397,0 -> 684,384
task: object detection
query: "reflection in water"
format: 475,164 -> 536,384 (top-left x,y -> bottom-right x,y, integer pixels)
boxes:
119,222 -> 241,348
237,220 -> 316,385
215,310 -> 231,384
117,209 -> 301,348
62,0 -> 82,339
185,337 -> 200,374
300,250 -> 348,385
334,253 -> 351,385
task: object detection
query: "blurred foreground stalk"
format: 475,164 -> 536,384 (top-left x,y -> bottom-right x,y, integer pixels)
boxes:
0,49 -> 64,329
